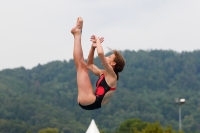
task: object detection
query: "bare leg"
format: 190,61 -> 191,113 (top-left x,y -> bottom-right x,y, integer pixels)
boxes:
71,17 -> 96,105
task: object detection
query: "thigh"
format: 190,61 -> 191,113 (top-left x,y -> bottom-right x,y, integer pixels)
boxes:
76,62 -> 96,105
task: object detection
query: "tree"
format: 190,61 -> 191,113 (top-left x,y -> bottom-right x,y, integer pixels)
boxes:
38,128 -> 59,133
116,118 -> 148,133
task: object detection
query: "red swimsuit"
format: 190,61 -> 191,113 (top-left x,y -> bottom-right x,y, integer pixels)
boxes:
79,74 -> 116,110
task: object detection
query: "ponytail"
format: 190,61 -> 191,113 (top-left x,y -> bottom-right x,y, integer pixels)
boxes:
114,70 -> 119,80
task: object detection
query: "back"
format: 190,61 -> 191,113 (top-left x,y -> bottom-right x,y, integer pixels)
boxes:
95,74 -> 116,105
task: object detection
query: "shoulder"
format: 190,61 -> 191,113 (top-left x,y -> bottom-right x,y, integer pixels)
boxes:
104,70 -> 117,80
99,70 -> 105,77
103,71 -> 117,88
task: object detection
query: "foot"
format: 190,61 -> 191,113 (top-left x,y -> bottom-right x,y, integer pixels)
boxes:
71,17 -> 83,35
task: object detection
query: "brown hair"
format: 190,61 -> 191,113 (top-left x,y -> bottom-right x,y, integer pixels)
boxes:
112,50 -> 125,80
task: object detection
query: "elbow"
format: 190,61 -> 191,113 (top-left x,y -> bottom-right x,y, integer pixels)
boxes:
87,61 -> 93,67
87,64 -> 92,70
86,63 -> 91,68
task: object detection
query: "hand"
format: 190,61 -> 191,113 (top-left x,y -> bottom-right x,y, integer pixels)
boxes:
90,35 -> 104,48
90,35 -> 96,43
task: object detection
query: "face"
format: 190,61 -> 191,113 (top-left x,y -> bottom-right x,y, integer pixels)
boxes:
105,54 -> 116,67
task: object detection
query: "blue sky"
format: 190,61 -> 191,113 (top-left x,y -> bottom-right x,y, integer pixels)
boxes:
0,0 -> 200,70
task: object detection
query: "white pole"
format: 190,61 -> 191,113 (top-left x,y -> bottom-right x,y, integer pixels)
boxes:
179,105 -> 182,131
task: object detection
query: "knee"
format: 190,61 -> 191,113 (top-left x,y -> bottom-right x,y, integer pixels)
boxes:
78,96 -> 88,105
78,94 -> 96,105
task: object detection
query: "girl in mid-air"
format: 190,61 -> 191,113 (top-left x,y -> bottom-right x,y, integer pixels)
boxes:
71,17 -> 125,110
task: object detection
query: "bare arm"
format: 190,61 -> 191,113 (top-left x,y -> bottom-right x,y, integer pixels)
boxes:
101,90 -> 115,105
94,35 -> 116,77
87,36 -> 104,76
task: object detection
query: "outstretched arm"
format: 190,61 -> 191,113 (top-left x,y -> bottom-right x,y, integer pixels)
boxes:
87,36 -> 104,76
94,35 -> 116,77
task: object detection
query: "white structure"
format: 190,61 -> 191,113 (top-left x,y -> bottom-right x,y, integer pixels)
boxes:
86,119 -> 100,133
175,98 -> 186,131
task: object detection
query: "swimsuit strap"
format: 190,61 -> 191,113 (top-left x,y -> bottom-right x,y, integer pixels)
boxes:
110,87 -> 116,90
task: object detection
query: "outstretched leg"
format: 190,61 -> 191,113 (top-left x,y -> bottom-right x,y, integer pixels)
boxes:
71,17 -> 96,105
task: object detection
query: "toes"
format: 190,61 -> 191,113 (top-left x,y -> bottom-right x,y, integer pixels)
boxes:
76,17 -> 83,29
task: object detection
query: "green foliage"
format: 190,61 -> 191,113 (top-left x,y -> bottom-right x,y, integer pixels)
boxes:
0,119 -> 29,133
38,128 -> 59,133
116,119 -> 179,133
138,122 -> 174,133
116,118 -> 148,133
100,130 -> 105,133
0,50 -> 200,132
